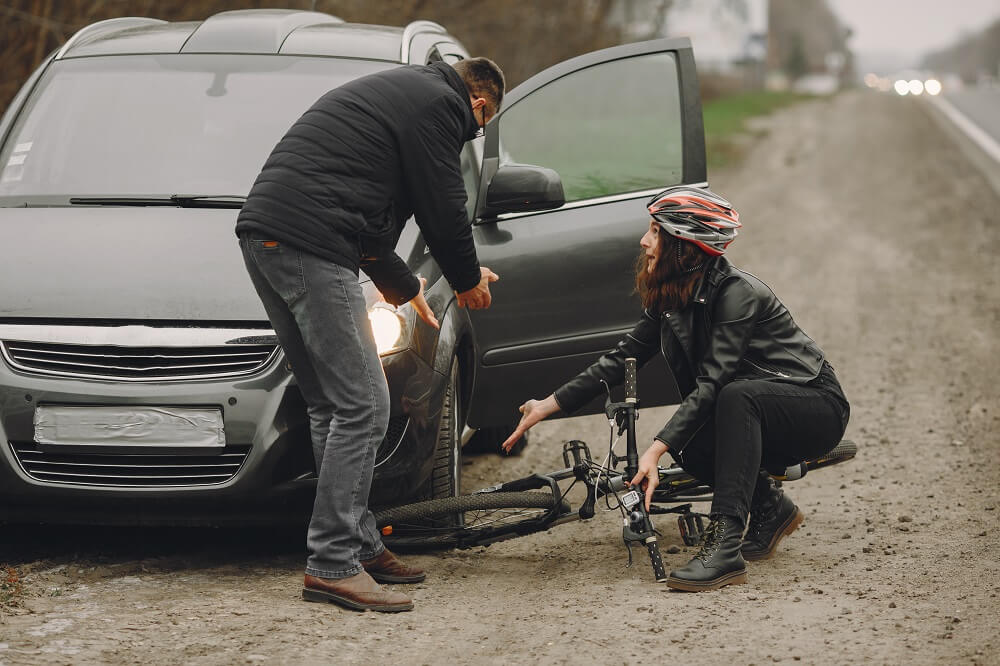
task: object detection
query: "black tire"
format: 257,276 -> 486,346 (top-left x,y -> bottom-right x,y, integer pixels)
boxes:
465,424 -> 528,456
651,440 -> 860,503
428,362 -> 462,500
375,491 -> 568,550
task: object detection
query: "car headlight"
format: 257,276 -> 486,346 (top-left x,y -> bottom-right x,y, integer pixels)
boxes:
368,304 -> 404,355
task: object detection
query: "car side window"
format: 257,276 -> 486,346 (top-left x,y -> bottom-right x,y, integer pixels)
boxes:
497,53 -> 683,203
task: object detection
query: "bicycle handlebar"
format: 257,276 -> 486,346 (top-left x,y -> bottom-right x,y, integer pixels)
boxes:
625,357 -> 637,403
647,538 -> 667,582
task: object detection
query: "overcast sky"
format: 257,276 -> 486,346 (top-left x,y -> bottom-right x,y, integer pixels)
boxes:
827,0 -> 999,61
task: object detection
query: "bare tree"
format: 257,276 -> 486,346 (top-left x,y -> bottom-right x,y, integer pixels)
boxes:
1,0 -> 630,113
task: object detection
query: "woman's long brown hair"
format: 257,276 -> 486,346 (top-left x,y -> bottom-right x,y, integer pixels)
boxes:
635,232 -> 709,313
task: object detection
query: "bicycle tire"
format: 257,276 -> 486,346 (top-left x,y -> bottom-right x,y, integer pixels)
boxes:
374,491 -> 569,550
651,440 -> 859,502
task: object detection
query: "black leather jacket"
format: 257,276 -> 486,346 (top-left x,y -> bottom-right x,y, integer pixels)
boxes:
554,256 -> 828,453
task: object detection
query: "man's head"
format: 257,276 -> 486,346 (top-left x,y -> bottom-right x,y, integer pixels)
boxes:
452,58 -> 505,128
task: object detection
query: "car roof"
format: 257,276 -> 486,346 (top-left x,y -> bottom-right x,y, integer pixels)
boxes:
54,9 -> 451,64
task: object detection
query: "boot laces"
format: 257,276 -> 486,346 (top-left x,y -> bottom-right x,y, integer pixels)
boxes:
746,495 -> 780,540
695,516 -> 727,562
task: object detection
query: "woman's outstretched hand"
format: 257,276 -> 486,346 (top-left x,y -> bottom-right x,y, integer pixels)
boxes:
628,440 -> 670,510
501,394 -> 561,453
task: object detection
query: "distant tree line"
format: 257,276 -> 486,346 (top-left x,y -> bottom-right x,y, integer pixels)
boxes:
922,17 -> 1000,83
0,0 -> 635,114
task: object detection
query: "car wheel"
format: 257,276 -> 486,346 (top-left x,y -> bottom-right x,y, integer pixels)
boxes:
429,360 -> 462,499
465,424 -> 528,456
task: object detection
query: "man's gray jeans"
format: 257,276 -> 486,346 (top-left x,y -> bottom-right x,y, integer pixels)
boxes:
240,234 -> 387,579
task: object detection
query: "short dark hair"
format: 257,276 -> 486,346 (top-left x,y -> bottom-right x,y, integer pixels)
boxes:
453,57 -> 505,116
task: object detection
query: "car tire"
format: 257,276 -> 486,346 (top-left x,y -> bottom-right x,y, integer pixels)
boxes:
428,361 -> 462,500
465,424 -> 528,456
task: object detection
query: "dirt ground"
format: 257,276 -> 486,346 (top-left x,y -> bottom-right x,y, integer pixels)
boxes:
2,89 -> 999,665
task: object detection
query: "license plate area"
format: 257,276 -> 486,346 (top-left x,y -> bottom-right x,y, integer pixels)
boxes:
33,406 -> 226,456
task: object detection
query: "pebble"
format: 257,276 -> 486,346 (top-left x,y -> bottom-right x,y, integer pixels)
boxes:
841,533 -> 852,539
898,515 -> 913,523
667,546 -> 681,554
889,602 -> 897,608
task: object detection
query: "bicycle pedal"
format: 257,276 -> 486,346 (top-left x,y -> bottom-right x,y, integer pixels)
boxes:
678,512 -> 707,546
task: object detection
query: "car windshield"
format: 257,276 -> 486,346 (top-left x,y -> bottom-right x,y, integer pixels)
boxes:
0,54 -> 395,203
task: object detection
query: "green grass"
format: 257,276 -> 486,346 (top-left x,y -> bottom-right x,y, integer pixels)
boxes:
702,91 -> 814,168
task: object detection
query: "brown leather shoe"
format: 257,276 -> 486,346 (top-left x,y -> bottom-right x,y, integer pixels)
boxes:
302,571 -> 413,612
361,548 -> 426,584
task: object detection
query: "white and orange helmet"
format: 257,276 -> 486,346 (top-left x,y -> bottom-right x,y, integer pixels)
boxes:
647,186 -> 741,256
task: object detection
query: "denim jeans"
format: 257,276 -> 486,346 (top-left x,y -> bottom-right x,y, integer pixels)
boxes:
240,234 -> 387,578
671,364 -> 850,520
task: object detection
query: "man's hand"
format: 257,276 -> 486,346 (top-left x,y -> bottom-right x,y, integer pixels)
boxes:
501,394 -> 560,453
409,277 -> 439,329
456,267 -> 499,310
628,441 -> 670,510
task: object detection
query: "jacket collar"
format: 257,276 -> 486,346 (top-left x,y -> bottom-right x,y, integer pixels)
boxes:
692,255 -> 732,305
431,61 -> 480,142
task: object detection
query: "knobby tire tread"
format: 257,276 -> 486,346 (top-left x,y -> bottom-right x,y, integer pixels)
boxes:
375,491 -> 565,550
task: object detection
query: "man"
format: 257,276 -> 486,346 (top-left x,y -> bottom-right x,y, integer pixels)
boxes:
236,58 -> 505,612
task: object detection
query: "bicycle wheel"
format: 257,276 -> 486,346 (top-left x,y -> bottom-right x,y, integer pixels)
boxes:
374,491 -> 569,551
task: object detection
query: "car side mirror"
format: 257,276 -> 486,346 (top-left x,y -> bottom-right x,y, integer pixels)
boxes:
481,163 -> 565,219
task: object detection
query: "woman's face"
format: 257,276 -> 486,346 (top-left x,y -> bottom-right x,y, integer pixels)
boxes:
640,219 -> 661,272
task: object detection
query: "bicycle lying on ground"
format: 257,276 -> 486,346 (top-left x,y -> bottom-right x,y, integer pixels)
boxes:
374,358 -> 858,582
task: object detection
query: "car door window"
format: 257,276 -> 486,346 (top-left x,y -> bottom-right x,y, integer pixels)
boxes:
496,52 -> 683,203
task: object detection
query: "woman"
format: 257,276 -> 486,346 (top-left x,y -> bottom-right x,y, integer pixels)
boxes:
501,186 -> 850,592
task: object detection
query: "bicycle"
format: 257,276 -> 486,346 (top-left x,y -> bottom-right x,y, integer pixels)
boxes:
374,358 -> 858,582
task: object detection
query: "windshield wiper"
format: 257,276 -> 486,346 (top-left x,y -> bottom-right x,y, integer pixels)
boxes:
69,194 -> 246,209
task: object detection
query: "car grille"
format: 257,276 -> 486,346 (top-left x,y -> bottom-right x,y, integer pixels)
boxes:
1,341 -> 278,381
10,442 -> 252,487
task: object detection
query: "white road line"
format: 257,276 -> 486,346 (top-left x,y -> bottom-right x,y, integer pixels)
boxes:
928,95 -> 1000,164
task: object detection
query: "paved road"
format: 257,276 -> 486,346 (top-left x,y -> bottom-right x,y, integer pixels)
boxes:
946,87 -> 1000,145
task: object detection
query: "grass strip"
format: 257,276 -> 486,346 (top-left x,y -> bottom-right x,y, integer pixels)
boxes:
703,91 -> 814,168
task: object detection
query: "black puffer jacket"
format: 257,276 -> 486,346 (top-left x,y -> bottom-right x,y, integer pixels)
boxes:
554,256 -> 828,452
236,62 -> 481,305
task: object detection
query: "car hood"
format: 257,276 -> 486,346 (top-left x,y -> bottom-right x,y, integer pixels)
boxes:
0,207 -> 386,321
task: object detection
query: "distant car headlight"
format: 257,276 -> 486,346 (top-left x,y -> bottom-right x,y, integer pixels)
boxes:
908,79 -> 924,95
924,79 -> 942,96
368,304 -> 404,355
894,80 -> 909,96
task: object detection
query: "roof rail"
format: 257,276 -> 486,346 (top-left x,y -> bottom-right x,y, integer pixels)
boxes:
55,17 -> 166,60
400,20 -> 447,64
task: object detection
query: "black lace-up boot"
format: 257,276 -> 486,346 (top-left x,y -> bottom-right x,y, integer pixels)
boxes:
666,514 -> 747,592
741,480 -> 803,561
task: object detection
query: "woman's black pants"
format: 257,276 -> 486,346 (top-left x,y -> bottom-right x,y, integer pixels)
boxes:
671,376 -> 849,521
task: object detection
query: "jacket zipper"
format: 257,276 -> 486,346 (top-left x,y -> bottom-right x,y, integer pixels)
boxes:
746,358 -> 790,378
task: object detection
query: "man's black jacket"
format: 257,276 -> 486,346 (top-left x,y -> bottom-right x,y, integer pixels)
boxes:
236,62 -> 482,305
553,257 -> 828,453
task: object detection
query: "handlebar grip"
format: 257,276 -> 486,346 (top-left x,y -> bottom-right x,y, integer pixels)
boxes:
646,538 -> 668,583
625,357 -> 637,403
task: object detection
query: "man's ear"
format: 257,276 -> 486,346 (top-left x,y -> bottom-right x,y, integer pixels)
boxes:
470,96 -> 487,111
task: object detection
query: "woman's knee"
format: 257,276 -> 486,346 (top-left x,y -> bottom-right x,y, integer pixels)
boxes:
716,381 -> 758,416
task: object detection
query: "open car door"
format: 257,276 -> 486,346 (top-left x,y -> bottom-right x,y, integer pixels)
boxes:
466,37 -> 706,427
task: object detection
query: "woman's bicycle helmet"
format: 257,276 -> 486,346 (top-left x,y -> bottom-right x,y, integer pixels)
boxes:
647,186 -> 741,256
